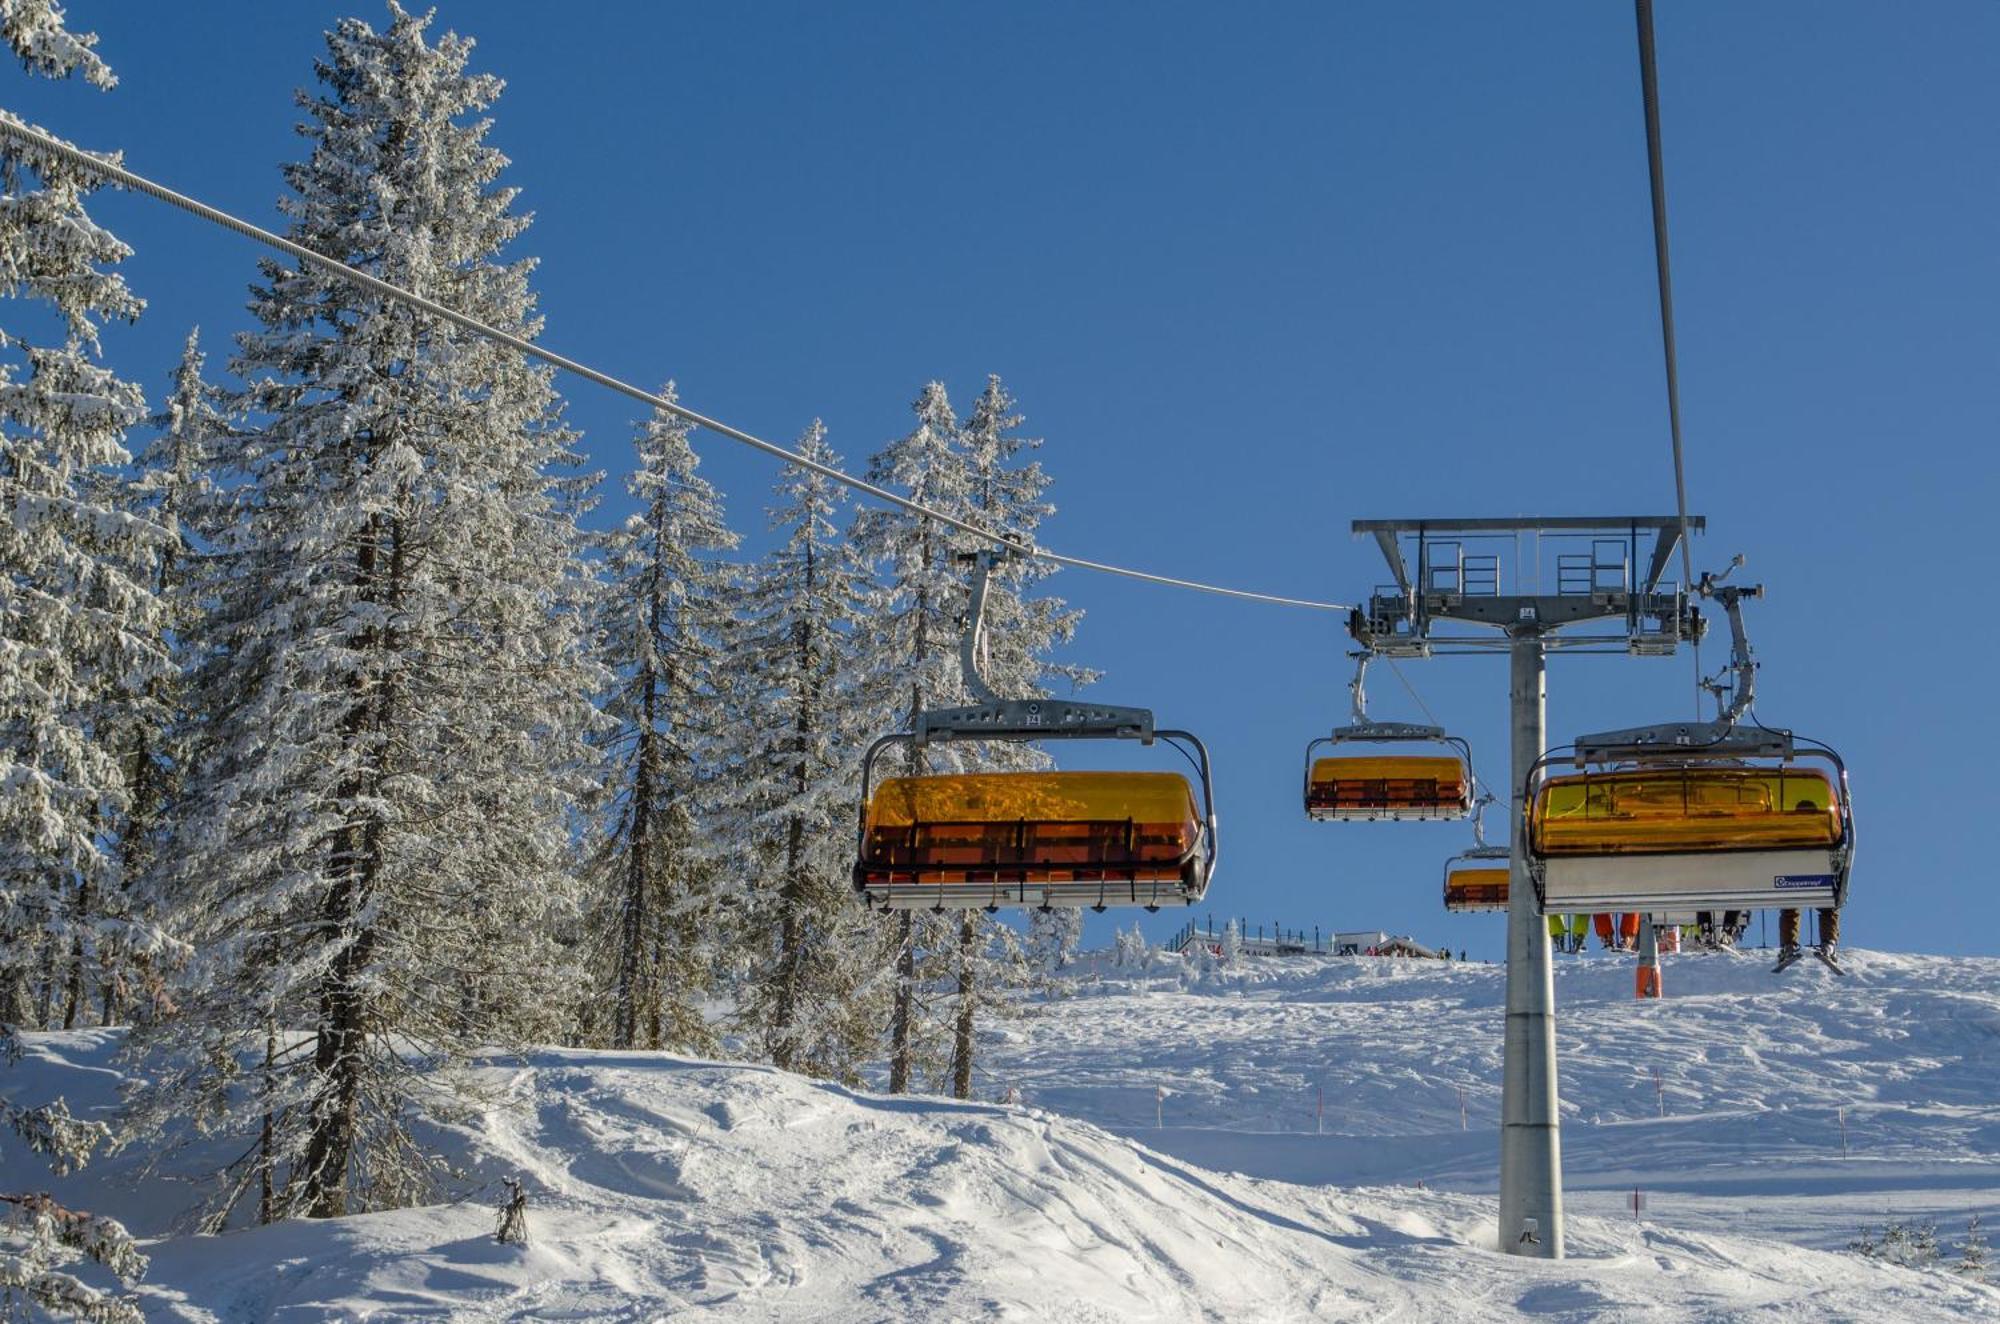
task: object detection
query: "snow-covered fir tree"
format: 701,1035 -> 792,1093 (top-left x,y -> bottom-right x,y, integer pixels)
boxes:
2,1086 -> 146,1323
849,382 -> 977,1093
1027,907 -> 1082,974
0,0 -> 169,1033
99,329 -> 230,1025
124,5 -> 600,1222
1112,922 -> 1152,970
583,388 -> 738,1054
1956,1215 -> 1989,1281
720,422 -> 891,1082
956,374 -> 1090,709
941,376 -> 1084,1097
848,378 -> 1091,1096
1220,919 -> 1243,966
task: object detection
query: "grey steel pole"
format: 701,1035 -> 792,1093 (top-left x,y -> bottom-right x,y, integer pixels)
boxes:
1500,629 -> 1563,1256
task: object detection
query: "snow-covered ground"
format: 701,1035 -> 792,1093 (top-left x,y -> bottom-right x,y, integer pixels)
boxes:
985,948 -> 2000,1255
5,947 -> 1998,1320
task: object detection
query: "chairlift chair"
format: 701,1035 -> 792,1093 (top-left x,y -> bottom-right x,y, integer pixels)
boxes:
1443,859 -> 1511,913
1306,654 -> 1473,821
854,548 -> 1218,913
1443,794 -> 1512,912
1523,578 -> 1854,915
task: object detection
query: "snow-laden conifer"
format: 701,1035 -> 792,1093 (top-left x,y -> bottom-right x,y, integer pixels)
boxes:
849,383 -> 977,1092
944,377 -> 1085,1096
3,1079 -> 146,1324
0,0 -> 167,1033
1027,907 -> 1082,974
956,375 -> 1090,716
583,388 -> 739,1054
125,4 -> 600,1222
849,378 -> 1091,1096
1956,1214 -> 1989,1281
93,329 -> 231,1025
720,422 -> 891,1081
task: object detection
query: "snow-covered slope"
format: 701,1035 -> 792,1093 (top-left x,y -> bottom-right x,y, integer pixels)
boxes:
982,948 -> 2000,1254
5,948 -> 1998,1320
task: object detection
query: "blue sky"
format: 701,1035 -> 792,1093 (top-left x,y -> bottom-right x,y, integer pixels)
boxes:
18,2 -> 1997,957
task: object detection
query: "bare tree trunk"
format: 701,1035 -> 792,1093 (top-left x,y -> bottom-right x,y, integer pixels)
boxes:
260,1014 -> 276,1225
770,604 -> 819,1073
888,912 -> 915,1094
59,875 -> 90,1029
34,930 -> 57,1029
771,815 -> 807,1073
0,950 -> 30,1029
301,867 -> 371,1218
299,509 -> 398,1219
951,913 -> 976,1099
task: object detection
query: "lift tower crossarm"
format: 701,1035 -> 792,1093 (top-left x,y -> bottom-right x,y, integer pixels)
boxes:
1348,516 -> 1704,659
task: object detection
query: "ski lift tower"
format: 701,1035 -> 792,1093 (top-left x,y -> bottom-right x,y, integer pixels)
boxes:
1349,516 -> 1704,1258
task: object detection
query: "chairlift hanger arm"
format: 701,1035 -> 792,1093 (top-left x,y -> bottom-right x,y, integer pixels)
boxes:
921,546 -> 1156,745
1701,572 -> 1761,727
1570,566 -> 1768,760
1336,651 -> 1448,741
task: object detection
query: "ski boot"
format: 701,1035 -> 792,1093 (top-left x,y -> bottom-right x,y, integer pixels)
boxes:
1771,944 -> 1805,974
1814,943 -> 1848,976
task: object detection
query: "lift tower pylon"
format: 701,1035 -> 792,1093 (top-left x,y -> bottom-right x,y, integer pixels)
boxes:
1349,515 -> 1703,1258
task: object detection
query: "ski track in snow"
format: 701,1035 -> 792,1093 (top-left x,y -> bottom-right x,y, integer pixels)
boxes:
3,948 -> 1997,1320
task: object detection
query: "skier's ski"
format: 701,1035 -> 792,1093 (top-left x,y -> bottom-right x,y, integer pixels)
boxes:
1813,947 -> 1848,976
1771,945 -> 1805,974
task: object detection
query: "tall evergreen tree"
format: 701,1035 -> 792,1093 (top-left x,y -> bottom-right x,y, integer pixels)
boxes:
584,388 -> 738,1054
0,0 -> 167,1033
125,5 -> 599,1222
850,383 -> 977,1093
721,422 -> 889,1081
1026,906 -> 1082,974
957,375 -> 1089,709
102,329 -> 229,1025
942,376 -> 1078,1098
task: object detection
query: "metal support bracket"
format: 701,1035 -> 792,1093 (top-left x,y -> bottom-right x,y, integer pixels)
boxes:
915,698 -> 1156,745
916,545 -> 1156,746
1572,720 -> 1793,765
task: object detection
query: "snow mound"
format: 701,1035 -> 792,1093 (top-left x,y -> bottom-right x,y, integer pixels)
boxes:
7,1028 -> 1998,1320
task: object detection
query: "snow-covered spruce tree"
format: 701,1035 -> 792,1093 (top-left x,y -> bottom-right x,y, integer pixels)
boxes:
0,0 -> 169,1033
1220,919 -> 1243,966
943,377 -> 1081,1099
1956,1214 -> 1989,1281
1027,906 -> 1081,974
849,382 -> 978,1093
124,5 -> 600,1222
582,388 -> 738,1054
720,422 -> 891,1081
1,1092 -> 146,1323
96,328 -> 231,1026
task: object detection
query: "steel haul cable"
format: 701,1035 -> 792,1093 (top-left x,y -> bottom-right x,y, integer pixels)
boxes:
0,114 -> 1349,616
1634,0 -> 1694,589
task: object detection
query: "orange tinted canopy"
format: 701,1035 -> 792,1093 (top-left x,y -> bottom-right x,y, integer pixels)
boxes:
1445,866 -> 1509,910
1531,766 -> 1842,856
861,770 -> 1202,886
1307,755 -> 1470,818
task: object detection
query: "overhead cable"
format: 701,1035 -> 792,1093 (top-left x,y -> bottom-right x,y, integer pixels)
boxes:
0,115 -> 1351,615
1633,0 -> 1696,590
